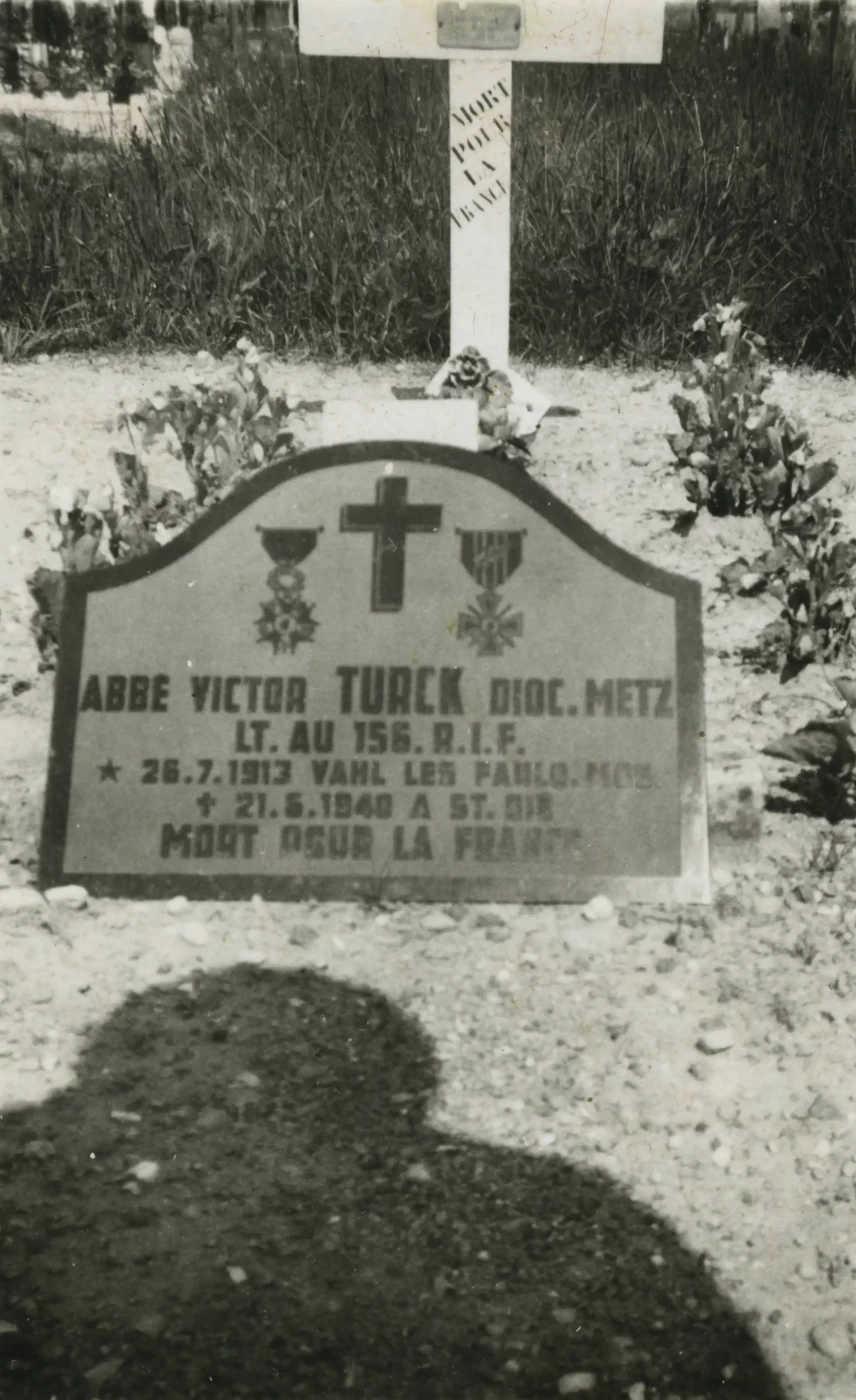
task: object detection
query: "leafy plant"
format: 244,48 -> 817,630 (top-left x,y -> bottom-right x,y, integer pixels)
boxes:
721,499 -> 856,682
26,339 -> 298,668
668,301 -> 837,523
118,339 -> 295,508
762,676 -> 856,820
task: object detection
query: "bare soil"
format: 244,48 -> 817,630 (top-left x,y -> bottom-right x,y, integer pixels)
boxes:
3,352 -> 856,1400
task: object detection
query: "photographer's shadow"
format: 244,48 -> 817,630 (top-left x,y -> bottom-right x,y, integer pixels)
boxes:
1,965 -> 786,1399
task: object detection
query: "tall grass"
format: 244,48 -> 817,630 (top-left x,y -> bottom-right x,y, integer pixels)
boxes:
2,26 -> 856,367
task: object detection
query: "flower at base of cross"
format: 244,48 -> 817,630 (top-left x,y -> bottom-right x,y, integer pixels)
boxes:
439,345 -> 491,397
479,369 -> 514,441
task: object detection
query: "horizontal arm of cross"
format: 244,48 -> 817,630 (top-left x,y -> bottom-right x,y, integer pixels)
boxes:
340,504 -> 441,533
400,504 -> 442,532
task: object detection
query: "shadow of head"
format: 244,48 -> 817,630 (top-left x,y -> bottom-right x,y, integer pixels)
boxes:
1,965 -> 788,1400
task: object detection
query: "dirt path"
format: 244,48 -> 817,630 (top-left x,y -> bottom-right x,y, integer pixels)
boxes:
3,352 -> 856,1399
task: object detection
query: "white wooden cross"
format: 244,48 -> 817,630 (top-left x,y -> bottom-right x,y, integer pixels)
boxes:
296,0 -> 665,371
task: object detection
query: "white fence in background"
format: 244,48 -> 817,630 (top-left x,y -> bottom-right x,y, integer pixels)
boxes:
0,1 -> 852,97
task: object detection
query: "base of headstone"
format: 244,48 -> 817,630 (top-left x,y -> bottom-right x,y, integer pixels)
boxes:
320,398 -> 479,451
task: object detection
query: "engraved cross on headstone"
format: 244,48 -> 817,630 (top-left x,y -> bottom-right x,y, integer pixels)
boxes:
341,477 -> 443,612
296,0 -> 665,369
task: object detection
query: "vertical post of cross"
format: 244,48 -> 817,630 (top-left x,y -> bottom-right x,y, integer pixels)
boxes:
296,0 -> 666,379
448,59 -> 513,367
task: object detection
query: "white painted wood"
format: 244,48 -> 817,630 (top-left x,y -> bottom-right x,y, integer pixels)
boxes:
320,398 -> 479,449
298,0 -> 665,372
448,59 -> 512,367
298,0 -> 665,63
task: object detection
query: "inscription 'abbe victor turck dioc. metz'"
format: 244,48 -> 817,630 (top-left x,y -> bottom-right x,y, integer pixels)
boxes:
40,443 -> 709,902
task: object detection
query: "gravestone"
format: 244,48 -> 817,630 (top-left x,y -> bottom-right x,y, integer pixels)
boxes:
40,443 -> 709,903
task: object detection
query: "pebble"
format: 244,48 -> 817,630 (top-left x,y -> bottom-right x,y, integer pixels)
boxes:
581,894 -> 615,923
85,1357 -> 123,1386
558,1373 -> 597,1395
133,1313 -> 165,1338
166,895 -> 189,915
754,894 -> 781,918
405,1162 -> 433,1183
809,1094 -> 842,1122
697,1025 -> 735,1055
712,1145 -> 732,1168
0,886 -> 44,914
688,1060 -> 713,1081
472,908 -> 506,927
44,884 -> 88,910
289,924 -> 319,947
127,1160 -> 160,1183
422,911 -> 458,934
552,1308 -> 577,1325
809,1319 -> 853,1363
197,1107 -> 228,1129
485,925 -> 512,942
178,922 -> 209,947
22,1139 -> 55,1159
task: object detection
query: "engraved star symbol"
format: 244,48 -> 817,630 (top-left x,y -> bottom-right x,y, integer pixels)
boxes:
98,759 -> 121,781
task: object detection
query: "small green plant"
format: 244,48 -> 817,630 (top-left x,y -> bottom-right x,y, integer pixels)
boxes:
117,338 -> 296,509
668,301 -> 837,523
720,499 -> 856,682
26,339 -> 298,668
762,676 -> 856,820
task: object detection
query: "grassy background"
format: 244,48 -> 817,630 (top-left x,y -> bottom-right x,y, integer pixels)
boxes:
2,24 -> 856,368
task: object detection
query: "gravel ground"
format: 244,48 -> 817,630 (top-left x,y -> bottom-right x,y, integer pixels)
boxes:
3,353 -> 856,1400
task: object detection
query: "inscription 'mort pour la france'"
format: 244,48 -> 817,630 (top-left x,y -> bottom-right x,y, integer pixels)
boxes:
41,442 -> 708,902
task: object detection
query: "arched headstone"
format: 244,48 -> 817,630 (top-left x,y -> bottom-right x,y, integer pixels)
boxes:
40,442 -> 709,903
